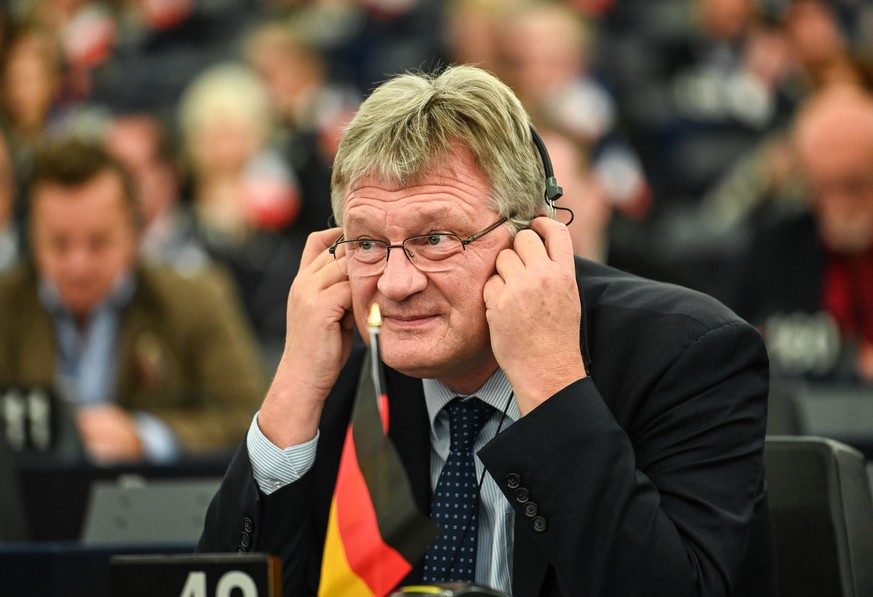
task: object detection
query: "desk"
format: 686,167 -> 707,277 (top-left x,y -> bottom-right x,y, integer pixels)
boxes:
0,543 -> 194,597
2,458 -> 231,596
14,455 -> 230,542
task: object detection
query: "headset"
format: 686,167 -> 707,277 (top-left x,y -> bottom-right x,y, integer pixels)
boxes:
529,125 -> 573,225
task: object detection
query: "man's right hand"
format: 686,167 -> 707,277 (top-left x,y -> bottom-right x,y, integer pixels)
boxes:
257,227 -> 354,448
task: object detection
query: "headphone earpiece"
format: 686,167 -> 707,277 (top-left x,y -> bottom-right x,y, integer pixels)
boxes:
529,125 -> 572,224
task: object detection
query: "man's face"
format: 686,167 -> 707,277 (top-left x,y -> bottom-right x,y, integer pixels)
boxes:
31,171 -> 138,317
104,117 -> 177,226
799,125 -> 873,254
342,148 -> 512,390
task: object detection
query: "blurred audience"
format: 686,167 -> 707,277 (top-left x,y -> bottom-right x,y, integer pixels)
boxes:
700,0 -> 872,234
441,0 -> 504,71
735,83 -> 873,384
609,0 -> 792,210
88,0 -> 248,121
17,0 -> 115,102
1,27 -> 67,186
0,137 -> 265,464
177,61 -> 301,361
494,0 -> 649,217
781,0 -> 873,92
243,19 -> 359,238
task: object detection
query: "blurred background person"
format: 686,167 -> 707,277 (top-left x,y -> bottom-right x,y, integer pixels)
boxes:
735,83 -> 873,385
494,0 -> 649,218
265,0 -> 445,94
177,61 -> 301,363
1,27 -> 67,189
16,0 -> 115,103
102,111 -> 210,274
698,0 -> 872,240
243,19 -> 360,241
538,126 -> 613,263
781,0 -> 873,92
0,137 -> 265,464
441,0 -> 504,72
687,0 -> 873,309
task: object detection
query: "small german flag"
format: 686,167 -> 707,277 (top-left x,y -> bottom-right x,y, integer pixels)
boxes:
318,306 -> 438,596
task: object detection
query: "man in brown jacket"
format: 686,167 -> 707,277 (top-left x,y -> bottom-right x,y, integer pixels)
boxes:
0,137 -> 265,463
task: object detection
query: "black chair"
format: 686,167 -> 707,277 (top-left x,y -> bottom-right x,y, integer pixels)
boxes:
765,436 -> 873,597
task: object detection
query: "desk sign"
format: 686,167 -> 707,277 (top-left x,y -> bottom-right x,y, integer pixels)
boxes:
111,553 -> 281,597
1,386 -> 56,452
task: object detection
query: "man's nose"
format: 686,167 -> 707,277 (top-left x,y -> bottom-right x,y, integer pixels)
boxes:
63,245 -> 94,275
376,248 -> 428,299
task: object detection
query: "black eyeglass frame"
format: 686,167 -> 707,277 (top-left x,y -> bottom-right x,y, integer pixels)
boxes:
328,217 -> 507,275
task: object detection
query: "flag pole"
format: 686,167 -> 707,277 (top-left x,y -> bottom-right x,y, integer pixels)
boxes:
368,303 -> 389,432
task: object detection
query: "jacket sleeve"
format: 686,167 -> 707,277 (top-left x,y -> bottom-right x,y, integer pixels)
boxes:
196,344 -> 366,596
196,441 -> 321,596
478,320 -> 769,597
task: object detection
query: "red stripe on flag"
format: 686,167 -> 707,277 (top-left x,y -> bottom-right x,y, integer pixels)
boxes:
334,427 -> 412,595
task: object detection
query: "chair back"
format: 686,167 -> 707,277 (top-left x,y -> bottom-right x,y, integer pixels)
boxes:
765,435 -> 873,597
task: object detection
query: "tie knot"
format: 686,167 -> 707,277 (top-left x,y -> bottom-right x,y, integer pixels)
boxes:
445,397 -> 494,451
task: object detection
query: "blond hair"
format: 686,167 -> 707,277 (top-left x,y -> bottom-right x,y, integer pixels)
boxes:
177,62 -> 273,150
330,65 -> 548,230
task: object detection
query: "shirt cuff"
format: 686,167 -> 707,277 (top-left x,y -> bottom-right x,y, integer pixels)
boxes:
247,411 -> 319,495
134,411 -> 181,464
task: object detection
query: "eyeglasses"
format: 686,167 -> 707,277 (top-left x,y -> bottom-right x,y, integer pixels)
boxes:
328,217 -> 507,277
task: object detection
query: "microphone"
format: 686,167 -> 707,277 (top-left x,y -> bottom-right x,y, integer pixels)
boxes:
391,582 -> 510,596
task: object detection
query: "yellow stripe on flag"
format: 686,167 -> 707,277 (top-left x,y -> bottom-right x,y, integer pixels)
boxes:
319,497 -> 376,597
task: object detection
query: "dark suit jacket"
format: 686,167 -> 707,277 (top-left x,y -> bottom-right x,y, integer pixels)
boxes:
198,258 -> 773,596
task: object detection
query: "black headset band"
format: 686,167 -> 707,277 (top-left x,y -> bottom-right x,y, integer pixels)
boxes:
529,124 -> 565,207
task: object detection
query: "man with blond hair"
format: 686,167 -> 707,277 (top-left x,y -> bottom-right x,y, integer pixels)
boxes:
199,65 -> 772,596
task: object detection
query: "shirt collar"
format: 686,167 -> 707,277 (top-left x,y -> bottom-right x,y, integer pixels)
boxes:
38,271 -> 137,319
422,369 -> 520,432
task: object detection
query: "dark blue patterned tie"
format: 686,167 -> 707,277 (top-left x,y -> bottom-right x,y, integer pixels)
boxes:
422,397 -> 494,583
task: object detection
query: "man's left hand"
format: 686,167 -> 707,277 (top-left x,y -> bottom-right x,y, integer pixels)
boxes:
483,216 -> 586,415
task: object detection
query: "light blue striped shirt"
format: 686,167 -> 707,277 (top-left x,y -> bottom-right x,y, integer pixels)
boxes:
247,369 -> 519,594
